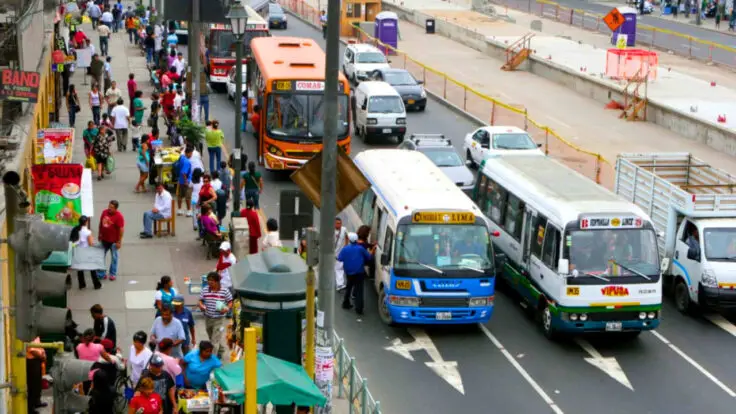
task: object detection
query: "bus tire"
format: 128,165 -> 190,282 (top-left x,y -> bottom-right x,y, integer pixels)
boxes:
397,134 -> 405,143
537,300 -> 559,340
378,286 -> 395,326
674,277 -> 693,314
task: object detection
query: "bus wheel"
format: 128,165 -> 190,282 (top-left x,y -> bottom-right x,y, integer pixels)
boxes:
378,287 -> 395,326
537,301 -> 558,340
674,278 -> 692,314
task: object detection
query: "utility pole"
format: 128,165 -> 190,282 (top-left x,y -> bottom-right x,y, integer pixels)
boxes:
188,0 -> 202,123
315,0 -> 341,411
227,1 -> 248,213
695,0 -> 701,25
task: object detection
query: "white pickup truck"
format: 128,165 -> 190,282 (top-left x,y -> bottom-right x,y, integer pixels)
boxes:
615,153 -> 736,314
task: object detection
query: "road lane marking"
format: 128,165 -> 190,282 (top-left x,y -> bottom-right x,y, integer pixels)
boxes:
479,325 -> 564,414
545,115 -> 572,129
704,313 -> 736,337
681,43 -> 701,51
650,330 -> 736,398
574,338 -> 633,391
384,328 -> 465,394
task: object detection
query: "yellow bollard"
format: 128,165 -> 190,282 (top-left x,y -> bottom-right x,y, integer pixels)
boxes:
244,327 -> 258,414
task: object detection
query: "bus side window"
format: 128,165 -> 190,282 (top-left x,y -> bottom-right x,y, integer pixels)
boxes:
485,180 -> 508,225
360,190 -> 376,226
383,227 -> 394,261
502,193 -> 524,241
475,174 -> 488,205
541,224 -> 561,269
530,216 -> 548,260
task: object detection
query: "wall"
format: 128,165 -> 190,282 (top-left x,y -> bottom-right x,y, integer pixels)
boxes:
381,2 -> 736,157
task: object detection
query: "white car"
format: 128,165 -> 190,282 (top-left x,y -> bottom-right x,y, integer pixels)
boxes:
463,126 -> 544,167
343,44 -> 390,84
226,66 -> 248,101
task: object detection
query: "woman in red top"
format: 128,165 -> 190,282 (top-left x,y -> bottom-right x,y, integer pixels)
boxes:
73,30 -> 89,48
239,198 -> 262,254
161,87 -> 176,118
128,377 -> 163,414
198,174 -> 217,210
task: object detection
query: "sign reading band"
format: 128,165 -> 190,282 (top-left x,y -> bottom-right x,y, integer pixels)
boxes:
0,69 -> 40,103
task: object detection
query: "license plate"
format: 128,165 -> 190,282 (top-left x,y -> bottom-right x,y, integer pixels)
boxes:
395,280 -> 411,290
407,99 -> 415,104
605,322 -> 623,332
382,128 -> 392,133
436,312 -> 452,320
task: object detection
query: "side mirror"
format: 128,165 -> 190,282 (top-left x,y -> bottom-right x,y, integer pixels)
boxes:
686,247 -> 700,262
416,80 -> 424,85
537,143 -> 542,148
380,253 -> 390,266
557,258 -> 570,275
361,104 -> 367,111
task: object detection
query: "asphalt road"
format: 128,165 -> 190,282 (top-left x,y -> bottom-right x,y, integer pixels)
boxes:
496,0 -> 736,66
190,15 -> 736,414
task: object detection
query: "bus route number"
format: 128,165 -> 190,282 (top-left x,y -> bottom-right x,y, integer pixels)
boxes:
396,280 -> 411,290
275,80 -> 292,91
566,287 -> 580,296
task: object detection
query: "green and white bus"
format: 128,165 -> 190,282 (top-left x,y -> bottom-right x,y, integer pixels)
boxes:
473,156 -> 662,339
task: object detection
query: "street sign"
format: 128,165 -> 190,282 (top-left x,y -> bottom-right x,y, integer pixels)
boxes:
603,8 -> 624,32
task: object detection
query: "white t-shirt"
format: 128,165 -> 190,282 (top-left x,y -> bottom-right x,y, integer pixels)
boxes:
110,105 -> 130,129
211,179 -> 223,191
335,226 -> 348,255
173,94 -> 184,109
219,253 -> 236,290
190,150 -> 205,172
173,59 -> 186,76
190,181 -> 203,204
128,345 -> 153,385
262,232 -> 282,249
77,226 -> 92,247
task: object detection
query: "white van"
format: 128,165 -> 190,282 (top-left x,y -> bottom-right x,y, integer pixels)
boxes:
353,81 -> 407,144
343,43 -> 391,84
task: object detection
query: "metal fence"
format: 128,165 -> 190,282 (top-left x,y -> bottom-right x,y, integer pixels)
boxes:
491,0 -> 736,69
282,0 -> 615,188
333,330 -> 382,414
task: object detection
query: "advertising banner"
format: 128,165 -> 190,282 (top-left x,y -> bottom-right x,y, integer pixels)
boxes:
31,164 -> 84,225
0,69 -> 40,103
36,128 -> 75,164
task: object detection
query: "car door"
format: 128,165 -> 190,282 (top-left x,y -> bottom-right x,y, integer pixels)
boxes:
675,220 -> 702,293
356,90 -> 368,129
343,49 -> 353,76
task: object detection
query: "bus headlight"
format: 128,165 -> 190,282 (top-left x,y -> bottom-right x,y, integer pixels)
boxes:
469,296 -> 493,307
267,145 -> 283,157
570,313 -> 579,321
647,312 -> 657,319
396,118 -> 406,125
579,313 -> 588,321
389,296 -> 419,307
701,269 -> 718,288
366,118 -> 377,125
639,312 -> 647,320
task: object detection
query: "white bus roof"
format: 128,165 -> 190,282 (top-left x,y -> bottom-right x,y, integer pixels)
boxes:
354,149 -> 483,220
481,156 -> 649,225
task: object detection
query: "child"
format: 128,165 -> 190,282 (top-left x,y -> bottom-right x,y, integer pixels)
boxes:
100,113 -> 113,130
130,119 -> 142,151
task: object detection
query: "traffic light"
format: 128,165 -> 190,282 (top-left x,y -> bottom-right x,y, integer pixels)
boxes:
49,352 -> 94,412
8,214 -> 71,342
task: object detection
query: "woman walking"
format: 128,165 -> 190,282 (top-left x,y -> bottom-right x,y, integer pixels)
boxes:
135,135 -> 151,193
66,84 -> 81,128
70,216 -> 102,290
241,161 -> 264,209
93,125 -> 115,180
89,84 -> 102,125
205,120 -> 224,173
82,121 -> 98,159
154,275 -> 178,316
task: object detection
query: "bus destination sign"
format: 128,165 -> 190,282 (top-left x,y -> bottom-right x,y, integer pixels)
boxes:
413,211 -> 475,224
580,216 -> 643,229
274,80 -> 345,92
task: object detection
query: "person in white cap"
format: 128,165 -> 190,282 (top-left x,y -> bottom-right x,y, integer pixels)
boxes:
337,232 -> 376,315
215,241 -> 236,292
334,217 -> 349,291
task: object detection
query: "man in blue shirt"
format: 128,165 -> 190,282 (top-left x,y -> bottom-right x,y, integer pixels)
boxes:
338,232 -> 375,315
176,147 -> 193,216
172,296 -> 196,355
182,340 -> 222,389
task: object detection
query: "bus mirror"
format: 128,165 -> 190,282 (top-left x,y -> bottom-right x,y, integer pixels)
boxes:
380,253 -> 390,266
557,259 -> 569,275
491,231 -> 500,237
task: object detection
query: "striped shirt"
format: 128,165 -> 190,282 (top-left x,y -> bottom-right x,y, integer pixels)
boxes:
199,286 -> 232,319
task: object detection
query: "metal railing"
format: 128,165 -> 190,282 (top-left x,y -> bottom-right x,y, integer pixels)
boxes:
333,330 -> 382,414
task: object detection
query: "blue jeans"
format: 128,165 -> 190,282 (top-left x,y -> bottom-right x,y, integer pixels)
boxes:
68,109 -> 76,128
143,210 -> 165,235
245,189 -> 260,209
200,95 -> 210,122
146,47 -> 153,64
207,147 -> 221,173
241,112 -> 247,132
92,106 -> 101,125
100,36 -> 108,56
99,241 -> 119,277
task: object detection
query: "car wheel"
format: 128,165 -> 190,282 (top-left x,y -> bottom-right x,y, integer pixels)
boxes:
674,278 -> 692,314
362,127 -> 372,145
417,105 -> 426,112
466,149 -> 476,168
378,286 -> 395,326
397,134 -> 405,143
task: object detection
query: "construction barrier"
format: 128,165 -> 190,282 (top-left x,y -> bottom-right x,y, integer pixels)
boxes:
282,0 -> 615,188
492,0 -> 736,69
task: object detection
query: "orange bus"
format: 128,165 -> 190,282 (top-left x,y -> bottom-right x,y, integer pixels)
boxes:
249,36 -> 351,170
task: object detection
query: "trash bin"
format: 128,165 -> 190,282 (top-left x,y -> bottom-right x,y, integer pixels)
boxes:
425,18 -> 435,34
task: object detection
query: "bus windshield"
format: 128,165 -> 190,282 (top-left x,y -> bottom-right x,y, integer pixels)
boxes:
566,229 -> 659,278
266,93 -> 349,140
211,31 -> 268,58
394,223 -> 492,275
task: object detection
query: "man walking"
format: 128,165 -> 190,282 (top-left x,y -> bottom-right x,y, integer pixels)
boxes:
320,10 -> 328,39
90,304 -> 117,347
127,73 -> 137,115
110,98 -> 130,151
87,1 -> 101,29
140,183 -> 172,238
338,232 -> 375,315
150,307 -> 186,358
198,272 -> 233,360
334,217 -> 348,291
97,18 -> 111,56
176,147 -> 193,217
98,200 -> 124,281
172,296 -> 196,355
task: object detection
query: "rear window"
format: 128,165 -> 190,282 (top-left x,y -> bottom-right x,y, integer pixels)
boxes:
356,52 -> 386,64
368,96 -> 403,113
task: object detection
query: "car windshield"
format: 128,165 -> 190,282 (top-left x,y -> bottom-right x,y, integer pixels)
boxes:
266,93 -> 349,140
368,96 -> 403,113
422,148 -> 463,167
212,30 -> 268,58
356,52 -> 386,64
384,71 -> 416,86
566,229 -> 659,278
394,224 -> 492,274
269,5 -> 284,16
492,133 -> 537,150
704,228 -> 736,260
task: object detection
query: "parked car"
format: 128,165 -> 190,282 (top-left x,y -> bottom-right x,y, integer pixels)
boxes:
369,68 -> 426,111
343,44 -> 390,84
226,66 -> 248,101
463,126 -> 544,168
268,3 -> 287,29
398,134 -> 475,195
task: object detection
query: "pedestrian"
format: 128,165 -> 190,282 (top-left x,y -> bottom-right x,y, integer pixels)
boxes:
26,337 -> 47,412
149,92 -> 161,129
127,73 -> 137,115
171,296 -> 196,355
125,14 -> 137,43
215,241 -> 236,292
181,341 -> 222,390
82,121 -> 97,159
110,98 -> 130,152
70,222 -> 97,292
103,56 -> 112,93
150,306 -> 186,358
250,104 -> 261,139
87,1 -> 101,28
92,125 -> 115,180
89,83 -> 102,126
200,86 -> 210,122
334,217 -> 349,291
77,329 -> 112,364
144,32 -> 155,65
173,53 -> 186,77
153,275 -> 179,315
97,21 -> 111,56
198,272 -> 233,360
135,134 -> 151,193
239,200 -> 262,254
218,161 -> 232,200
320,10 -> 327,38
111,0 -> 122,32
104,80 -> 122,116
205,120 -> 224,173
90,304 -> 117,347
87,369 -> 115,414
338,232 -> 376,315
133,90 -> 145,136
140,183 -> 173,239
66,84 -> 80,128
90,54 -> 105,91
154,338 -> 182,380
241,161 -> 263,209
131,120 -> 142,152
261,218 -> 282,250
130,377 -> 164,414
98,199 -> 124,281
100,5 -> 114,28
128,331 -> 153,385
176,147 -> 194,217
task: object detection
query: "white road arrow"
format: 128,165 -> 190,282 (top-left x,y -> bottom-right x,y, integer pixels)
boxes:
575,338 -> 633,391
384,328 -> 465,395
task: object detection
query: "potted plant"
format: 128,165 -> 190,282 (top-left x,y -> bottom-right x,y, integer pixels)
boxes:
178,119 -> 205,148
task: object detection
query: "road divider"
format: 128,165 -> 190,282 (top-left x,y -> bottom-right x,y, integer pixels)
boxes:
282,0 -> 615,188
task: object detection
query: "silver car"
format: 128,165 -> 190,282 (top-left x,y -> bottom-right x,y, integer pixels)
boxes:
398,134 -> 475,196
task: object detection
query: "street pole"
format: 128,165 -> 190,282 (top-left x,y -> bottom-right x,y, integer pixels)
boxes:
233,34 -> 244,212
305,229 -> 318,382
315,0 -> 341,411
189,0 -> 201,123
695,0 -> 701,25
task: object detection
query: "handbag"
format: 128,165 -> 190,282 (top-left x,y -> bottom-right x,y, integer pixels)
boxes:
105,156 -> 115,173
146,116 -> 154,128
85,155 -> 97,170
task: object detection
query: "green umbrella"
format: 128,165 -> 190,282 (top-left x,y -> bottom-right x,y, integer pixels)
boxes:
214,353 -> 327,406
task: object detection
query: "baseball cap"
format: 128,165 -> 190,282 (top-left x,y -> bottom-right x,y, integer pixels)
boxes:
171,295 -> 185,305
220,241 -> 231,251
150,354 -> 164,366
348,232 -> 358,243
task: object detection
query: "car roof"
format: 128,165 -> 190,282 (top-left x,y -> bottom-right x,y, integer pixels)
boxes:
348,43 -> 383,53
480,126 -> 527,134
269,3 -> 282,9
358,81 -> 400,95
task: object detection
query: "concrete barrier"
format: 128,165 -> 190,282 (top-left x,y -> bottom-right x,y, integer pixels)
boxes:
381,2 -> 736,157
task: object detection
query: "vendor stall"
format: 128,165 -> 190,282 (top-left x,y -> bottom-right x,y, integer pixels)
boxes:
153,146 -> 182,189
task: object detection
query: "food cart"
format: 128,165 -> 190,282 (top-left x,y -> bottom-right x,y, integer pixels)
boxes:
153,146 -> 181,191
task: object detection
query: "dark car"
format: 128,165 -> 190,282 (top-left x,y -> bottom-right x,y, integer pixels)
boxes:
369,68 -> 427,111
268,3 -> 287,29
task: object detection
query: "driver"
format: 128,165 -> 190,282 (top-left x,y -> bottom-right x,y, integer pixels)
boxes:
453,231 -> 484,257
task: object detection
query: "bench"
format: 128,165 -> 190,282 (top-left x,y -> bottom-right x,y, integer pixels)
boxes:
153,200 -> 176,237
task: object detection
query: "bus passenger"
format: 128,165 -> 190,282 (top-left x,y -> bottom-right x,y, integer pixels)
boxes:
453,231 -> 484,257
